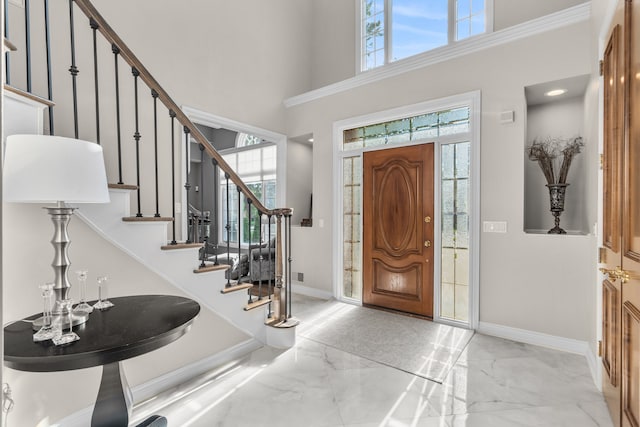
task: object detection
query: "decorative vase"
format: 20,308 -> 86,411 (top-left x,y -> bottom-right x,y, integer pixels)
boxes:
546,183 -> 569,234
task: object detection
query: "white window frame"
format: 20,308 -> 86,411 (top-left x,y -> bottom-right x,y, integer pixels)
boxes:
357,0 -> 494,73
332,91 -> 481,330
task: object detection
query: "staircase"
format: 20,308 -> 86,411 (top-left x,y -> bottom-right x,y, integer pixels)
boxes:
3,1 -> 300,419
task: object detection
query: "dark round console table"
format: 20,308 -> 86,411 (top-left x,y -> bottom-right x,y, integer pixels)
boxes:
4,294 -> 200,427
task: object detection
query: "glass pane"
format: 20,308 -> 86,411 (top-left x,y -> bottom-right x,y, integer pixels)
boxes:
456,213 -> 469,248
457,0 -> 470,18
375,49 -> 385,68
345,140 -> 364,151
353,185 -> 362,214
442,213 -> 455,247
343,186 -> 353,212
412,113 -> 438,133
442,180 -> 454,213
343,158 -> 353,185
238,150 -> 261,176
456,142 -> 470,178
457,20 -> 470,40
456,179 -> 469,214
262,146 -> 277,172
455,248 -> 469,286
353,157 -> 362,184
392,0 -> 448,61
442,144 -> 454,179
344,242 -> 353,270
440,107 -> 469,126
344,214 -> 353,243
471,0 -> 485,15
441,283 -> 455,319
442,247 -> 455,283
471,13 -> 485,36
343,268 -> 353,298
344,128 -> 364,145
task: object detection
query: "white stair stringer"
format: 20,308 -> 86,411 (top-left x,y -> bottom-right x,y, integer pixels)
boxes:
75,188 -> 270,343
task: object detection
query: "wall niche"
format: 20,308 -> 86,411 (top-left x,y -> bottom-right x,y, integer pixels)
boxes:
523,74 -> 590,235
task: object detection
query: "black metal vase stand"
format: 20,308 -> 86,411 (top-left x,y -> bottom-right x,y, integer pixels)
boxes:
546,183 -> 569,234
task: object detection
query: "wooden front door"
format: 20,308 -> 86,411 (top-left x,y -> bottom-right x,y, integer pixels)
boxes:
362,144 -> 434,317
602,1 -> 640,426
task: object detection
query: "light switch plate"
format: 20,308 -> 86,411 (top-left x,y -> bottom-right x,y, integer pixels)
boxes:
483,221 -> 507,233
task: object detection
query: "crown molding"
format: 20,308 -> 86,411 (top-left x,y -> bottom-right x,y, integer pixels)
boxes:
284,2 -> 590,108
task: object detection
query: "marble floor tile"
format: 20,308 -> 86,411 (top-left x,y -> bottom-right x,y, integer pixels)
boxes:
132,296 -> 613,427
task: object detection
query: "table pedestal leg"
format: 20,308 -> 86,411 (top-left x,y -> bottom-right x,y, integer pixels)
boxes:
91,362 -> 133,427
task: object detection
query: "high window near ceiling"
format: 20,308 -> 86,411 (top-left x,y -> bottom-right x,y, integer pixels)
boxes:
361,0 -> 491,71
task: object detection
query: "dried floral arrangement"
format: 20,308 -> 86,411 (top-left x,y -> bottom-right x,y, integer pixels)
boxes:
527,136 -> 584,184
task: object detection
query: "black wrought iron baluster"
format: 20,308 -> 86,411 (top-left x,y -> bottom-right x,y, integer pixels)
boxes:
44,0 -> 54,133
212,158 -> 219,265
24,0 -> 31,92
199,144 -> 205,244
68,0 -> 79,138
237,186 -> 242,282
169,110 -> 177,245
225,173 -> 231,287
113,45 -> 123,184
5,0 -> 10,85
184,126 -> 192,243
287,213 -> 292,318
132,67 -> 142,217
152,89 -> 160,217
257,212 -> 263,301
90,18 -> 100,144
267,215 -> 272,315
247,198 -> 253,304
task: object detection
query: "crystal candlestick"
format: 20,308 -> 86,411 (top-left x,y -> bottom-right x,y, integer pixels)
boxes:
93,275 -> 114,310
33,282 -> 60,342
52,299 -> 80,345
73,270 -> 93,314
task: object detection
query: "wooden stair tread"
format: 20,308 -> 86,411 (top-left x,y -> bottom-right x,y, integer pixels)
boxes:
265,317 -> 300,328
220,283 -> 253,294
108,183 -> 138,190
244,298 -> 271,311
193,264 -> 230,274
122,216 -> 174,222
4,38 -> 17,52
161,242 -> 203,250
4,84 -> 55,107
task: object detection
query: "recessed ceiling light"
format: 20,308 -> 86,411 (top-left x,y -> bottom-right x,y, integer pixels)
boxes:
308,138 -> 314,143
545,89 -> 567,97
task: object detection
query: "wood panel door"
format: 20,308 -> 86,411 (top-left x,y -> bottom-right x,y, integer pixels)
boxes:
362,144 -> 434,317
621,1 -> 640,426
602,4 -> 625,424
602,1 -> 640,426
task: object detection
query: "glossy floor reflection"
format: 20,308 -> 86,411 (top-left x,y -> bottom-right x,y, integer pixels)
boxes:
132,297 -> 612,427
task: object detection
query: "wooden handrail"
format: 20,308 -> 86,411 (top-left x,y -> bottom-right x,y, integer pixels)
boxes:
73,0 -> 291,217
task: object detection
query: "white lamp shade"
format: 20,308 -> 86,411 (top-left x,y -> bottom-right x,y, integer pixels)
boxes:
3,135 -> 110,203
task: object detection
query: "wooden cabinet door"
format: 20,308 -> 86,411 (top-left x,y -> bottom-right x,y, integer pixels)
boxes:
363,144 -> 434,317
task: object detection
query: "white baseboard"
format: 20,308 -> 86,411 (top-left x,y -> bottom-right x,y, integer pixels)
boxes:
478,321 -> 599,386
291,281 -> 333,300
53,338 -> 262,427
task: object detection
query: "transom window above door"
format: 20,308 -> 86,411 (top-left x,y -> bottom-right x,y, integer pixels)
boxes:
361,0 -> 492,71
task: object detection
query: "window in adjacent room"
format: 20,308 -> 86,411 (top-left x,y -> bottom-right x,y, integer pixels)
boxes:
220,137 -> 277,246
361,0 -> 490,71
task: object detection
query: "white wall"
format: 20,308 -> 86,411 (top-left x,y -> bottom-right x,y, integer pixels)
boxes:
524,96 -> 587,233
493,0 -> 588,31
285,21 -> 597,342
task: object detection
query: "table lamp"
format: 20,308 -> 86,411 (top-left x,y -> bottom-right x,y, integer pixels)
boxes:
3,134 -> 110,327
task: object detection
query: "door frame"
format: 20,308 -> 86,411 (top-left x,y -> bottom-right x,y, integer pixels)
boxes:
332,91 -> 481,329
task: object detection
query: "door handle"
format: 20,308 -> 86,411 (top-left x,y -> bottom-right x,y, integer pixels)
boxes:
424,240 -> 431,248
600,266 -> 632,284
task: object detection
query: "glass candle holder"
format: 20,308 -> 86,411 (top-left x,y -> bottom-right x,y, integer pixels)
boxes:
33,282 -> 60,342
73,270 -> 94,314
93,275 -> 114,310
52,299 -> 80,345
